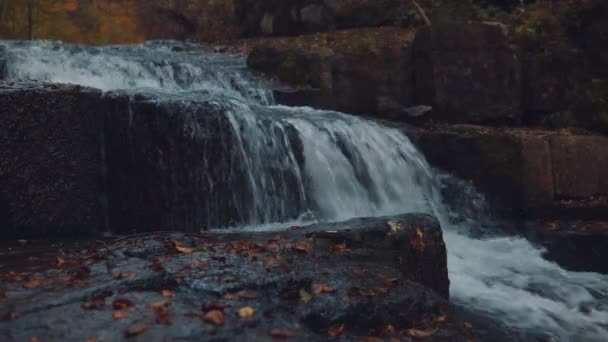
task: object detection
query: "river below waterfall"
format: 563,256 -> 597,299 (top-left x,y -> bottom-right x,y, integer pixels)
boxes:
1,40 -> 607,341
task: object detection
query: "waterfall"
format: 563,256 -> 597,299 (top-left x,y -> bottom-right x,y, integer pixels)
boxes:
1,40 -> 607,341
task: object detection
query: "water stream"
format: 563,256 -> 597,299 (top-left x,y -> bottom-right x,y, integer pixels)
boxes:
1,40 -> 607,341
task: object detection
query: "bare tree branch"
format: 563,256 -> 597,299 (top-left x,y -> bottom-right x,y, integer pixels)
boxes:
411,0 -> 432,26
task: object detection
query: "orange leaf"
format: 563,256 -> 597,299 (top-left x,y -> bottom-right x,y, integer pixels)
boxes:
225,290 -> 258,299
270,328 -> 296,338
413,228 -> 425,253
81,298 -> 105,310
176,245 -> 194,254
381,324 -> 395,335
404,328 -> 438,338
328,323 -> 345,337
125,323 -> 146,337
328,243 -> 350,252
313,283 -> 335,295
202,310 -> 225,326
294,242 -> 312,253
112,298 -> 134,310
112,310 -> 129,320
263,257 -> 277,267
171,240 -> 194,254
23,279 -> 42,289
151,299 -> 169,309
237,306 -> 255,318
161,289 -> 174,298
155,306 -> 172,325
112,271 -> 135,280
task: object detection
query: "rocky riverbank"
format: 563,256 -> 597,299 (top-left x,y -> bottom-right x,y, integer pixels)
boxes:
237,1 -> 608,274
0,215 -> 474,341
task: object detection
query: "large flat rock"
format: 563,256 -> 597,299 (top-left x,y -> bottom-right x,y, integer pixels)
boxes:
0,214 -> 468,341
0,83 -> 250,237
0,83 -> 108,236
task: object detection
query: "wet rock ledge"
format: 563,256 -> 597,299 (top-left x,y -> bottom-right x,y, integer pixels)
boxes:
0,214 -> 470,341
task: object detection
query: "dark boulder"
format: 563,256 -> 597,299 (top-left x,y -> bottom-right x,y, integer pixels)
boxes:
103,96 -> 250,233
0,83 -> 266,237
417,124 -> 608,219
0,214 -> 468,341
247,27 -> 416,120
234,0 -> 406,37
523,220 -> 608,274
412,23 -> 522,124
0,83 -> 108,237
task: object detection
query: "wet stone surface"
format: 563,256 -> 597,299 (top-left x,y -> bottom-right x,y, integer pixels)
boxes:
0,214 -> 471,341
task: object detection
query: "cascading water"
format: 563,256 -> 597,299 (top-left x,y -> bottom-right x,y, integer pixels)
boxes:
1,40 -> 607,341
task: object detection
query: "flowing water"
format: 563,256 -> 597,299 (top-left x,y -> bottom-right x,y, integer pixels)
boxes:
1,40 -> 607,341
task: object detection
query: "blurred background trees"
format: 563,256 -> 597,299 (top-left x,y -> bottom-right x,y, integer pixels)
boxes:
0,0 -> 142,43
0,0 -> 601,44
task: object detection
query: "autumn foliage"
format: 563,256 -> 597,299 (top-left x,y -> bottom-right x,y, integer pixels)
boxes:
0,0 -> 143,44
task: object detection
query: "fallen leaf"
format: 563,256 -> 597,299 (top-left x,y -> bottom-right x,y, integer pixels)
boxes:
225,290 -> 258,299
22,279 -> 42,289
413,228 -> 426,253
381,324 -> 395,335
171,241 -> 194,254
404,328 -> 438,338
151,299 -> 169,309
313,283 -> 335,295
112,271 -> 135,280
435,315 -> 447,323
299,288 -> 313,303
161,289 -> 174,297
155,306 -> 172,325
81,298 -> 105,310
464,322 -> 473,328
294,242 -> 312,253
237,306 -> 255,318
112,310 -> 129,320
358,289 -> 376,297
270,328 -> 296,339
112,298 -> 134,310
328,243 -> 350,252
328,323 -> 345,337
263,257 -> 278,267
125,323 -> 146,337
202,310 -> 225,326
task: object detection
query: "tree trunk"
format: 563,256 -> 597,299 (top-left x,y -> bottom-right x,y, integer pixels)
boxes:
27,1 -> 33,40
